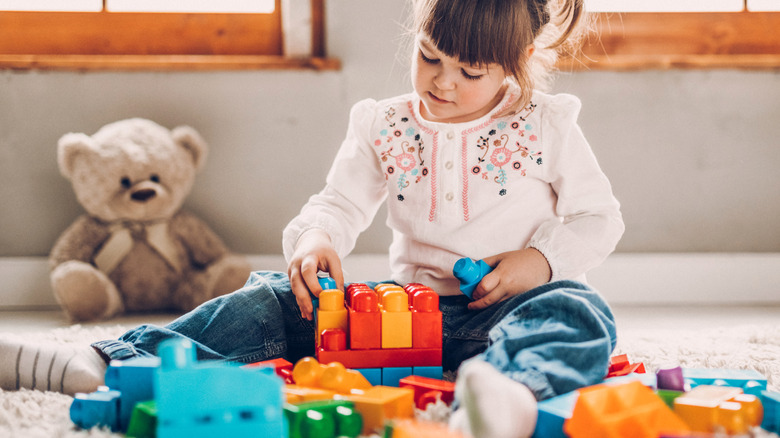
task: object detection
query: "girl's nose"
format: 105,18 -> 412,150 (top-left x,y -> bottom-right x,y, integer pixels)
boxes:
433,69 -> 456,90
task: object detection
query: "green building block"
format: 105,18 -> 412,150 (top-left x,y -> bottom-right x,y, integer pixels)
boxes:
284,399 -> 362,438
126,400 -> 157,438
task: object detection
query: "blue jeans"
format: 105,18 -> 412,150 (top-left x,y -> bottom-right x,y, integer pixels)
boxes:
93,271 -> 616,400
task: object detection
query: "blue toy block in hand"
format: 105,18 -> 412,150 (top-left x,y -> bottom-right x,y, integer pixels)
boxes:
452,257 -> 493,299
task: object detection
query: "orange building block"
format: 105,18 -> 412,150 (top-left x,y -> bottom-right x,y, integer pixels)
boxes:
564,380 -> 690,438
291,357 -> 371,395
409,288 -> 442,349
337,385 -> 414,434
349,289 -> 381,350
317,289 -> 348,347
387,419 -> 466,438
381,290 -> 412,349
674,385 -> 764,435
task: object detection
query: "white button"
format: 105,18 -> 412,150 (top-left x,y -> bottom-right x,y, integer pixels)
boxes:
445,192 -> 454,201
446,131 -> 455,140
445,161 -> 454,170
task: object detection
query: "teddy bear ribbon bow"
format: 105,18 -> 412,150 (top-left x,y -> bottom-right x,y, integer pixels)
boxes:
94,221 -> 182,275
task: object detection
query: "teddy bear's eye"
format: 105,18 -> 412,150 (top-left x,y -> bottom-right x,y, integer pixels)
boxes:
150,174 -> 160,183
120,177 -> 132,189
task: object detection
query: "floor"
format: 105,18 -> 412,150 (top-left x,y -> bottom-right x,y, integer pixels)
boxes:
0,304 -> 778,335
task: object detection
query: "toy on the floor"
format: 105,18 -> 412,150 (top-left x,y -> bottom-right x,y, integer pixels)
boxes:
314,280 -> 444,385
532,357 -> 775,438
50,118 -> 251,321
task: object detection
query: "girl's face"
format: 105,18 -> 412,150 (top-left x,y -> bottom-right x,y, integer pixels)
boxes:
412,34 -> 507,124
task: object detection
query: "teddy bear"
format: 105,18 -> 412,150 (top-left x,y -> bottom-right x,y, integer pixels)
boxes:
49,118 -> 252,321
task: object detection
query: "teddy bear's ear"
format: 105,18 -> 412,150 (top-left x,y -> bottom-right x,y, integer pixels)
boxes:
57,133 -> 95,180
172,126 -> 209,172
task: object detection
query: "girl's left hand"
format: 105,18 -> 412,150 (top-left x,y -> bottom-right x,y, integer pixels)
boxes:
468,248 -> 552,310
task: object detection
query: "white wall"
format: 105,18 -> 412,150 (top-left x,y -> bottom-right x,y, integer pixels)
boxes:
2,0 -> 779,260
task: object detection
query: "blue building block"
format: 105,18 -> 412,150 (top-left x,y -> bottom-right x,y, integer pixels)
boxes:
452,258 -> 492,299
155,338 -> 286,438
382,367 -> 413,387
70,386 -> 121,431
356,368 -> 383,386
761,390 -> 780,434
104,356 -> 160,431
411,366 -> 443,381
531,390 -> 579,438
683,368 -> 767,395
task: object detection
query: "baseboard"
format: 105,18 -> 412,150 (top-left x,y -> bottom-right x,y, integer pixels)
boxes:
1,253 -> 778,309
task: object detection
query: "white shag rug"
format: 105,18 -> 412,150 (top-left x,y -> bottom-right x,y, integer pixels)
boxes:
1,323 -> 779,438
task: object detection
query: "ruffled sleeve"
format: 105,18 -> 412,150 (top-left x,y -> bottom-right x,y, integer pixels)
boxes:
283,98 -> 388,262
527,94 -> 625,281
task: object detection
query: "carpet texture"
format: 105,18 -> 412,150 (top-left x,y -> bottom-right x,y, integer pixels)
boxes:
1,323 -> 779,437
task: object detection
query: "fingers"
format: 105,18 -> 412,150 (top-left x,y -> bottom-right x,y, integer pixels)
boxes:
289,267 -> 315,320
468,273 -> 507,310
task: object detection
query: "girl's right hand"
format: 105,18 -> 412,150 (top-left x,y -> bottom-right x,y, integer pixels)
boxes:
286,229 -> 345,320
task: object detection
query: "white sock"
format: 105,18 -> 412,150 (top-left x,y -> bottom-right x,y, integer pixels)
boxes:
0,335 -> 107,396
449,359 -> 538,438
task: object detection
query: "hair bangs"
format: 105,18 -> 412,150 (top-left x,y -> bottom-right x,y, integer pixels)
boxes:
416,0 -> 527,73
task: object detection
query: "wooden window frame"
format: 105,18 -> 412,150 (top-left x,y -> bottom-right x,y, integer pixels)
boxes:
0,0 -> 340,71
560,10 -> 780,70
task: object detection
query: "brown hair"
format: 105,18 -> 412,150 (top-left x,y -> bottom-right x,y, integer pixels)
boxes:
412,0 -> 587,113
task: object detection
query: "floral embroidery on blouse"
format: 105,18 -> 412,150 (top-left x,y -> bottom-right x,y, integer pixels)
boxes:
471,102 -> 541,196
374,106 -> 428,201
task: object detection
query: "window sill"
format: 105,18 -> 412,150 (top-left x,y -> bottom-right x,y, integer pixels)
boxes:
0,54 -> 341,72
558,54 -> 780,71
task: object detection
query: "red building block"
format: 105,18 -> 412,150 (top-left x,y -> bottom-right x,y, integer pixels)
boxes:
317,346 -> 442,369
349,289 -> 381,350
243,358 -> 294,384
398,375 -> 455,409
410,289 -> 442,349
606,354 -> 646,378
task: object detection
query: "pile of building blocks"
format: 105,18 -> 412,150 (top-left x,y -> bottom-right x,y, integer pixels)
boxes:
314,280 -> 444,387
532,356 -> 780,438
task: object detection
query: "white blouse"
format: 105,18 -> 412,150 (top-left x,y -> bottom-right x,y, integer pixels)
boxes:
283,85 -> 625,296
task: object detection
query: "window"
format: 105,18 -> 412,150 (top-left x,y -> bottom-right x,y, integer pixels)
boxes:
0,0 -> 339,71
559,0 -> 780,70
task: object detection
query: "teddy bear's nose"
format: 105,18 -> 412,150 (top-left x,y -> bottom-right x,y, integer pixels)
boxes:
131,189 -> 157,202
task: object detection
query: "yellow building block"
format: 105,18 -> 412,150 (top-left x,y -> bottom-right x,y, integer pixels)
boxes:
337,385 -> 414,434
381,290 -> 412,349
283,384 -> 336,404
674,385 -> 763,435
317,289 -> 348,346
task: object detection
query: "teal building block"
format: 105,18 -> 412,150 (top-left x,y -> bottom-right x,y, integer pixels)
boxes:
411,366 -> 443,380
70,386 -> 121,431
761,390 -> 780,434
382,367 -> 412,387
284,399 -> 362,438
452,258 -> 492,299
531,390 -> 579,438
104,356 -> 160,431
356,368 -> 382,386
155,338 -> 286,438
683,368 -> 767,395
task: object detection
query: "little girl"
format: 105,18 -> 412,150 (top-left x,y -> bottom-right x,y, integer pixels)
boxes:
1,1 -> 623,437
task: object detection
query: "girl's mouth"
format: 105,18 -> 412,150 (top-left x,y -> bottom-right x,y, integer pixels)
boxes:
428,92 -> 451,104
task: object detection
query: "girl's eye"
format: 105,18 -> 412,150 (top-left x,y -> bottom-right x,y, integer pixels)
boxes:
419,51 -> 439,65
461,69 -> 483,81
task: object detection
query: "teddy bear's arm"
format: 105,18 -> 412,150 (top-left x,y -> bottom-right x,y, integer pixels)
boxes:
170,210 -> 233,268
49,216 -> 111,269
